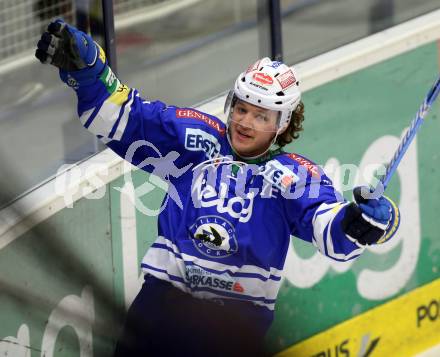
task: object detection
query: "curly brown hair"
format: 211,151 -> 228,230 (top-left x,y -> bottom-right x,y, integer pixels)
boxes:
276,101 -> 305,147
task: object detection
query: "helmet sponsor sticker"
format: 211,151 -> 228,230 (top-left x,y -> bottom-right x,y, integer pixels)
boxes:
246,59 -> 261,73
249,82 -> 269,91
176,109 -> 225,135
253,72 -> 274,85
277,69 -> 297,90
270,61 -> 283,69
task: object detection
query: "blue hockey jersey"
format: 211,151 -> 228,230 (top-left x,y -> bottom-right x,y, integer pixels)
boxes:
72,65 -> 365,311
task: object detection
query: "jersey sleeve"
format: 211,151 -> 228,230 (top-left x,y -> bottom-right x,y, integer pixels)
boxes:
70,65 -> 226,172
281,153 -> 365,262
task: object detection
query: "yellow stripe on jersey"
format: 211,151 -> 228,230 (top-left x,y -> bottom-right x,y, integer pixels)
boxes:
330,203 -> 344,214
108,84 -> 130,105
98,44 -> 106,64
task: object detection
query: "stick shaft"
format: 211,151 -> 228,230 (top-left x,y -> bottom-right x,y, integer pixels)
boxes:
379,75 -> 440,190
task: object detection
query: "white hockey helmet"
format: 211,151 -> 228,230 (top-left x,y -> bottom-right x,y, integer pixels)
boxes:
224,57 -> 301,134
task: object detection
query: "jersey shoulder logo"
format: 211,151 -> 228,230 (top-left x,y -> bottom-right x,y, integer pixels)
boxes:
285,153 -> 320,177
259,159 -> 299,191
176,109 -> 226,135
185,128 -> 221,159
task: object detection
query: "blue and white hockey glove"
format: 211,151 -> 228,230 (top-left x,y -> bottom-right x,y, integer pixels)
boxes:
341,186 -> 399,245
35,19 -> 106,87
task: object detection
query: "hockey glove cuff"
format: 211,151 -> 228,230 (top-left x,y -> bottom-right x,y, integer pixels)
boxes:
341,186 -> 400,245
35,19 -> 106,88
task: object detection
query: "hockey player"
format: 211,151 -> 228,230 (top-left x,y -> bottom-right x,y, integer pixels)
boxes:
36,20 -> 399,356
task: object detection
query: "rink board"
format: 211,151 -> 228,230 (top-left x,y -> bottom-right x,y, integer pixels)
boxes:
0,37 -> 440,357
276,278 -> 440,357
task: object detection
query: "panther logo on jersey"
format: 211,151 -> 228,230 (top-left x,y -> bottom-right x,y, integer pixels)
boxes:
189,215 -> 238,258
194,226 -> 223,247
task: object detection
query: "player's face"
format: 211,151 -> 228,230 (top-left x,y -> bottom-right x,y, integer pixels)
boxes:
229,100 -> 279,157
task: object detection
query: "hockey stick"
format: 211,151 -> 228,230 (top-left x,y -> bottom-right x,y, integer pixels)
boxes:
367,75 -> 440,244
376,75 -> 440,193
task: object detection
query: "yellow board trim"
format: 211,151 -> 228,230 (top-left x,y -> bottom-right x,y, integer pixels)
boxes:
276,278 -> 440,357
